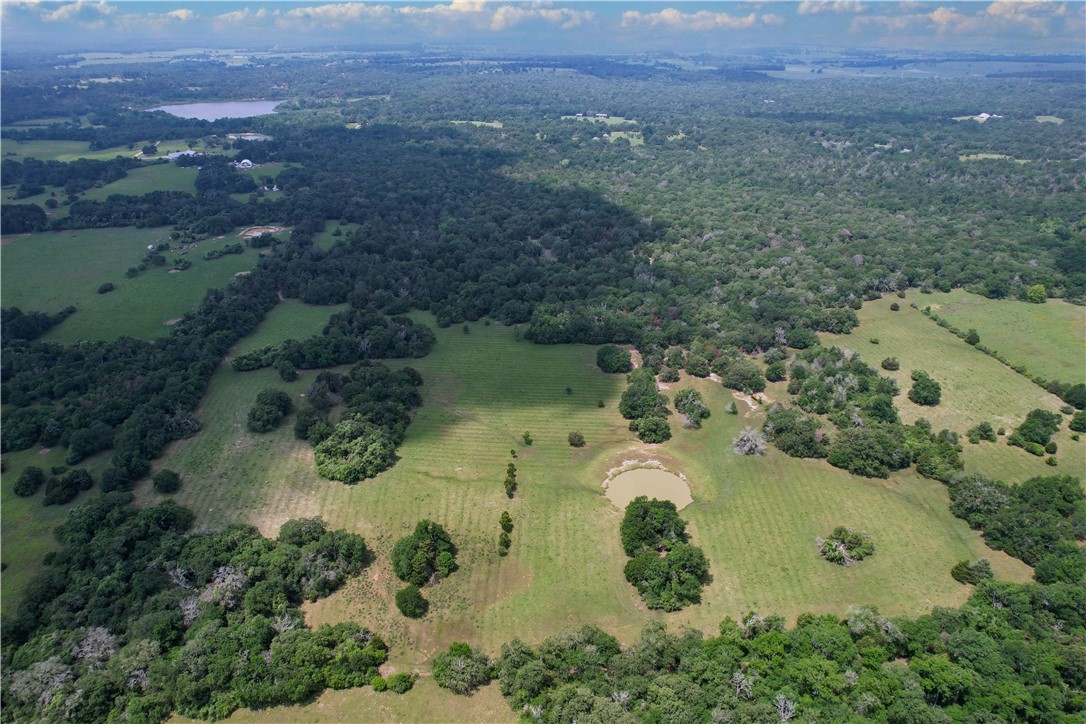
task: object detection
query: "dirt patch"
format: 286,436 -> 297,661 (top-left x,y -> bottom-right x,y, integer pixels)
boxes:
167,269 -> 182,274
239,225 -> 284,238
233,270 -> 250,277
276,289 -> 286,301
164,317 -> 183,326
38,447 -> 52,455
629,347 -> 643,368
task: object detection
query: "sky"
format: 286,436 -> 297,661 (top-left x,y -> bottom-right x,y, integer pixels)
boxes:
2,1 -> 1084,55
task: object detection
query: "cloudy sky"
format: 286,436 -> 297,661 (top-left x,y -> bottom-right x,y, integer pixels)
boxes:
3,1 -> 1084,54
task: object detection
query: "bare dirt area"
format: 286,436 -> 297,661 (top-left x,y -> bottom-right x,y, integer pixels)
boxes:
239,225 -> 285,238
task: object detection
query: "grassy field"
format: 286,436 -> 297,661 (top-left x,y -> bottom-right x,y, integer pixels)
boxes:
1,226 -> 262,342
144,315 -> 1028,707
824,294 -> 1085,483
920,289 -> 1085,384
0,137 -> 223,163
80,163 -> 197,201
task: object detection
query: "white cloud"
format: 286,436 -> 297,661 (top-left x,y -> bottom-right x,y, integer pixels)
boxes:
490,3 -> 594,31
41,0 -> 115,24
797,0 -> 866,15
165,9 -> 196,22
621,8 -> 782,31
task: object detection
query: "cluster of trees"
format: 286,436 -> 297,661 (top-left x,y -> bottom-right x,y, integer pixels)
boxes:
504,462 -> 518,498
13,465 -> 94,506
817,527 -> 875,566
620,496 -> 710,611
619,369 -> 671,443
231,312 -> 435,380
494,581 -> 1085,721
595,344 -> 632,373
1007,408 -> 1063,457
1,306 -> 75,345
391,520 -> 457,618
947,473 -> 1085,584
202,242 -> 243,261
1,496 -> 383,722
1,156 -> 143,197
673,388 -> 710,429
498,511 -> 513,556
908,370 -> 942,406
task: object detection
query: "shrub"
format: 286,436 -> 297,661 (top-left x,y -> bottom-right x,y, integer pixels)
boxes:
869,337 -> 880,345
498,531 -> 511,551
247,388 -> 294,433
965,329 -> 980,345
431,643 -> 492,695
1045,457 -> 1058,466
522,431 -> 533,446
1024,442 -> 1045,457
43,468 -> 93,506
314,417 -> 396,482
966,421 -> 996,444
152,469 -> 182,494
13,466 -> 45,497
1007,409 -> 1062,451
500,511 -> 513,533
395,584 -> 428,618
634,417 -> 671,444
387,673 -> 415,694
97,282 -> 115,294
889,302 -> 900,311
371,676 -> 388,692
881,357 -> 900,371
908,370 -> 942,406
733,427 -> 766,456
817,527 -> 874,566
596,345 -> 632,373
1070,411 -> 1086,433
764,361 -> 787,382
567,431 -> 585,447
951,559 -> 993,585
1045,441 -> 1058,455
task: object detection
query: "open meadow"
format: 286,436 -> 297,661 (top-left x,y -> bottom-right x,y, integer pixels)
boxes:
922,289 -> 1086,384
137,312 -> 1030,701
824,294 -> 1085,483
1,226 -> 262,342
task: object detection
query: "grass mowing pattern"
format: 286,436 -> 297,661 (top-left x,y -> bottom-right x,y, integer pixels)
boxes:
823,295 -> 1084,484
79,163 -> 197,201
923,289 -> 1085,384
232,300 -> 348,356
153,319 -> 1027,670
1,226 -> 261,342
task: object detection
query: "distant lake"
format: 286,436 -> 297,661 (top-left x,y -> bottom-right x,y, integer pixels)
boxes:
146,100 -> 283,121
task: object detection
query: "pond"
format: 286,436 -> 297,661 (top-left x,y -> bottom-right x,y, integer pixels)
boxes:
146,100 -> 283,121
605,467 -> 692,510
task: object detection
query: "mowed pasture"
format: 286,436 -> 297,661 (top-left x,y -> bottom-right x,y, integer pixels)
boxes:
922,289 -> 1085,384
824,294 -> 1085,484
0,137 -> 223,163
149,314 -> 1026,690
80,163 -> 197,201
0,226 -> 261,342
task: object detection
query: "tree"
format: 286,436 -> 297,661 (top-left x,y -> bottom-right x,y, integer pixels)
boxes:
247,388 -> 294,433
765,361 -> 787,382
634,417 -> 671,443
596,345 -> 632,373
733,427 -> 766,456
1026,284 -> 1046,303
13,466 -> 45,497
391,520 -> 457,586
964,329 -> 980,345
620,496 -> 687,556
499,511 -> 513,533
314,416 -> 397,483
395,584 -> 428,618
152,469 -> 181,494
908,370 -> 942,406
684,354 -> 710,378
720,359 -> 766,394
951,559 -> 993,585
816,527 -> 874,566
623,543 -> 711,611
568,431 -> 585,447
619,368 -> 668,420
881,357 -> 900,371
431,643 -> 492,695
1070,411 -> 1086,433
674,388 -> 710,428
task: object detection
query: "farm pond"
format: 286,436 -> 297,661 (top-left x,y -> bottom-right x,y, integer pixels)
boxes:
605,468 -> 692,510
145,100 -> 282,121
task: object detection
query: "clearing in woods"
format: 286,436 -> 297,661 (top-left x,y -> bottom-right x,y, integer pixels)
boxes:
0,226 -> 261,342
921,289 -> 1086,384
823,294 -> 1085,484
145,314 -> 1029,690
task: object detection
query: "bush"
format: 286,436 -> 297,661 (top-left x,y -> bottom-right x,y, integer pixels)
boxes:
13,466 -> 45,497
522,431 -> 533,446
596,345 -> 632,373
152,469 -> 182,494
965,329 -> 980,345
500,511 -> 513,533
1069,411 -> 1086,433
881,357 -> 900,371
387,673 -> 415,694
97,282 -> 115,294
567,431 -> 585,447
1045,441 -> 1057,455
908,370 -> 942,406
889,302 -> 900,311
951,559 -> 993,585
817,527 -> 874,566
247,388 -> 294,433
391,520 -> 457,586
966,421 -> 996,444
633,417 -> 671,444
371,676 -> 388,692
869,337 -> 879,345
1045,456 -> 1058,466
431,643 -> 492,695
395,584 -> 428,618
43,469 -> 93,506
314,417 -> 396,483
1008,409 -> 1062,451
684,354 -> 710,378
733,427 -> 766,456
764,361 -> 787,382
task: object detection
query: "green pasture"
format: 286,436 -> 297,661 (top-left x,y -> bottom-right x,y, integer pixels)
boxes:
1,226 -> 260,342
823,295 -> 1084,483
922,289 -> 1085,384
232,300 -> 347,356
80,163 -> 198,200
0,137 -> 222,163
146,317 -> 1026,689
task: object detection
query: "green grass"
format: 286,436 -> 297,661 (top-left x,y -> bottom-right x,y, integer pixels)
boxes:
606,131 -> 644,146
921,289 -> 1085,384
0,446 -> 112,618
233,300 -> 346,356
80,164 -> 198,201
148,318 -> 1028,675
313,223 -> 358,250
1035,115 -> 1064,124
1,226 -> 261,342
561,115 -> 637,125
0,137 -> 222,163
823,295 -> 1084,483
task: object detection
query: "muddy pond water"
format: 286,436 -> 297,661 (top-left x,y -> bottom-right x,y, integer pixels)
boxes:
605,468 -> 692,510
